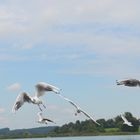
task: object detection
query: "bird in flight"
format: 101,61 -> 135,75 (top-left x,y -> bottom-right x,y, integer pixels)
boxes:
37,112 -> 55,124
116,78 -> 140,87
121,114 -> 133,127
12,82 -> 61,113
58,94 -> 100,125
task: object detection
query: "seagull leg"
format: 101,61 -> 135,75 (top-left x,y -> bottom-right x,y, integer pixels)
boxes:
75,112 -> 78,116
75,110 -> 80,116
38,104 -> 42,111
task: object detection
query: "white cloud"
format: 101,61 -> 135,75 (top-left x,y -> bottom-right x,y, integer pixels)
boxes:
21,44 -> 33,50
37,0 -> 140,27
0,4 -> 28,37
0,0 -> 140,37
0,0 -> 140,77
7,83 -> 21,92
0,54 -> 29,61
14,43 -> 34,50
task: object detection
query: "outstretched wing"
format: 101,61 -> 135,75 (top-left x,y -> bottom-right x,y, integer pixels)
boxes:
121,115 -> 128,122
35,82 -> 61,97
43,118 -> 55,123
121,115 -> 133,126
58,94 -> 79,110
80,110 -> 100,125
12,92 -> 32,113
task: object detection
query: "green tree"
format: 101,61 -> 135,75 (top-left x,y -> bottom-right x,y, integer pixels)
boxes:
105,119 -> 116,128
114,115 -> 122,128
97,119 -> 106,127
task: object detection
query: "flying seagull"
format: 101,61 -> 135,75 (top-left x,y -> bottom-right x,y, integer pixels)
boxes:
116,78 -> 140,87
37,112 -> 55,124
121,114 -> 133,127
58,94 -> 100,125
12,82 -> 61,113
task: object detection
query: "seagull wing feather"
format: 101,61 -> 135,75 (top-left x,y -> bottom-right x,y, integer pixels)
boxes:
67,100 -> 79,110
43,118 -> 55,123
121,115 -> 133,126
80,110 -> 100,125
58,94 -> 79,110
12,92 -> 32,112
121,115 -> 128,122
35,82 -> 61,97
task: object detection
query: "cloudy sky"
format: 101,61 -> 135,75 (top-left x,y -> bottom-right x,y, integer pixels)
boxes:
1,0 -> 140,129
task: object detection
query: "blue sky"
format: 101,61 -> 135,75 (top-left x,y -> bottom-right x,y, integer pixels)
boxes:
1,0 -> 140,129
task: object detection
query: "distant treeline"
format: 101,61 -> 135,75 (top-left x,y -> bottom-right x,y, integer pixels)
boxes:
48,112 -> 140,136
0,126 -> 56,139
0,112 -> 140,139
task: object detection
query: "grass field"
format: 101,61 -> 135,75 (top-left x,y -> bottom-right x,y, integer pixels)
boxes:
105,128 -> 120,132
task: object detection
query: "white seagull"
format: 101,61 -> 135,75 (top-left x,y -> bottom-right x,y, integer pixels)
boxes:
58,94 -> 100,125
12,82 -> 61,113
116,78 -> 140,87
37,112 -> 55,124
121,114 -> 133,127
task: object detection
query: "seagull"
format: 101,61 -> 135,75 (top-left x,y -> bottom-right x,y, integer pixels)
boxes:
116,78 -> 140,87
12,82 -> 61,113
58,94 -> 100,125
121,114 -> 133,127
37,112 -> 55,124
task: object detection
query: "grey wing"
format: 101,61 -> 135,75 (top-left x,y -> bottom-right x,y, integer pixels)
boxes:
35,82 -> 61,97
121,115 -> 128,122
80,110 -> 100,125
43,118 -> 55,123
68,100 -> 79,110
35,83 -> 47,97
130,79 -> 140,86
12,92 -> 32,112
58,94 -> 79,110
